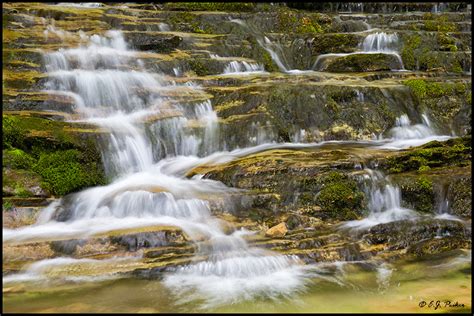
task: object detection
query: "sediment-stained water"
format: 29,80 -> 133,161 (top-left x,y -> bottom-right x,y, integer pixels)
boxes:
3,252 -> 471,313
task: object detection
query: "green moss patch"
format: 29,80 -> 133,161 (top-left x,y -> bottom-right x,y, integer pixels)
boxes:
33,149 -> 104,196
384,137 -> 471,174
316,171 -> 364,220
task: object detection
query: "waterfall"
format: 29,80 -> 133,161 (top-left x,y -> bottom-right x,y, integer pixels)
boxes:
256,36 -> 290,72
342,169 -> 419,230
389,114 -> 435,140
381,113 -> 451,149
158,23 -> 171,32
4,28 -> 312,307
433,184 -> 463,221
223,61 -> 266,75
313,31 -> 404,71
362,32 -> 399,53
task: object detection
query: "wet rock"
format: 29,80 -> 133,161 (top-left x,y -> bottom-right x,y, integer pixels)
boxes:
322,53 -> 403,72
124,33 -> 182,52
447,176 -> 472,218
2,206 -> 43,228
265,222 -> 288,238
365,218 -> 471,251
50,239 -> 87,255
407,236 -> 471,257
111,230 -> 188,251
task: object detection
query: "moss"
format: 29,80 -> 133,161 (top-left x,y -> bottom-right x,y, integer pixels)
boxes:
2,69 -> 44,90
324,53 -> 400,72
166,11 -> 214,33
2,114 -> 89,151
316,171 -> 364,220
33,149 -> 105,196
3,115 -> 106,197
163,2 -> 256,12
261,51 -> 279,72
403,79 -> 468,100
277,9 -> 323,34
3,168 -> 46,198
3,200 -> 14,210
384,137 -> 471,174
401,34 -> 421,70
423,13 -> 457,32
311,33 -> 360,54
3,148 -> 35,169
187,59 -> 210,76
417,175 -> 433,191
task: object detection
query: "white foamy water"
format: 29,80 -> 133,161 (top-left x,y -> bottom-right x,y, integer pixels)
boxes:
158,23 -> 171,32
380,113 -> 452,149
223,61 -> 266,75
389,114 -> 435,140
343,169 -> 419,230
55,3 -> 104,8
362,32 -> 399,53
313,31 -> 404,71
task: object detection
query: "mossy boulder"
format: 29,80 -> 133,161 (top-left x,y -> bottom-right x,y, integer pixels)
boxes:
447,176 -> 472,218
389,174 -> 435,213
124,32 -> 183,52
3,114 -> 106,198
383,137 -> 471,174
366,218 -> 470,252
32,149 -> 105,196
311,33 -> 362,54
322,53 -> 402,72
316,171 -> 364,220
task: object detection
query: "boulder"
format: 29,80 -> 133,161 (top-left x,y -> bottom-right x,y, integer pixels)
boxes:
265,222 -> 288,238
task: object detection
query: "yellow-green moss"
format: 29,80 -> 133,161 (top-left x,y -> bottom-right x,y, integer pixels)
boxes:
33,149 -> 105,196
385,137 -> 471,174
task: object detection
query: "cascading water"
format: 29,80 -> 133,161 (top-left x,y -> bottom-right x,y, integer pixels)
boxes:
389,114 -> 435,139
230,18 -> 314,74
223,61 -> 266,75
342,169 -> 419,230
313,31 -> 404,71
362,32 -> 398,52
3,28 -> 312,307
381,113 -> 451,149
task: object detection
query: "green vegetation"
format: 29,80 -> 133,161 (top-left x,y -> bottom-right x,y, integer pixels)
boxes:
385,137 -> 471,174
311,33 -> 359,54
316,171 -> 364,220
423,13 -> 457,32
188,59 -> 210,76
3,115 -> 106,197
324,53 -> 400,72
33,150 -> 105,196
400,34 -> 421,70
3,200 -> 14,210
163,2 -> 256,12
3,148 -> 35,169
403,79 -> 468,100
277,9 -> 323,34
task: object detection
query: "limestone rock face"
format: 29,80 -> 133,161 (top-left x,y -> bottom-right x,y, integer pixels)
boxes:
265,222 -> 288,238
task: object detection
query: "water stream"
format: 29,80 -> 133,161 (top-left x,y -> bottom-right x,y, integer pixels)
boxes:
313,31 -> 405,71
4,29 -> 316,307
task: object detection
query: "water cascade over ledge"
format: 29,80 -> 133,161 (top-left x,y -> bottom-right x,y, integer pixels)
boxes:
313,31 -> 405,71
3,29 -> 314,307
